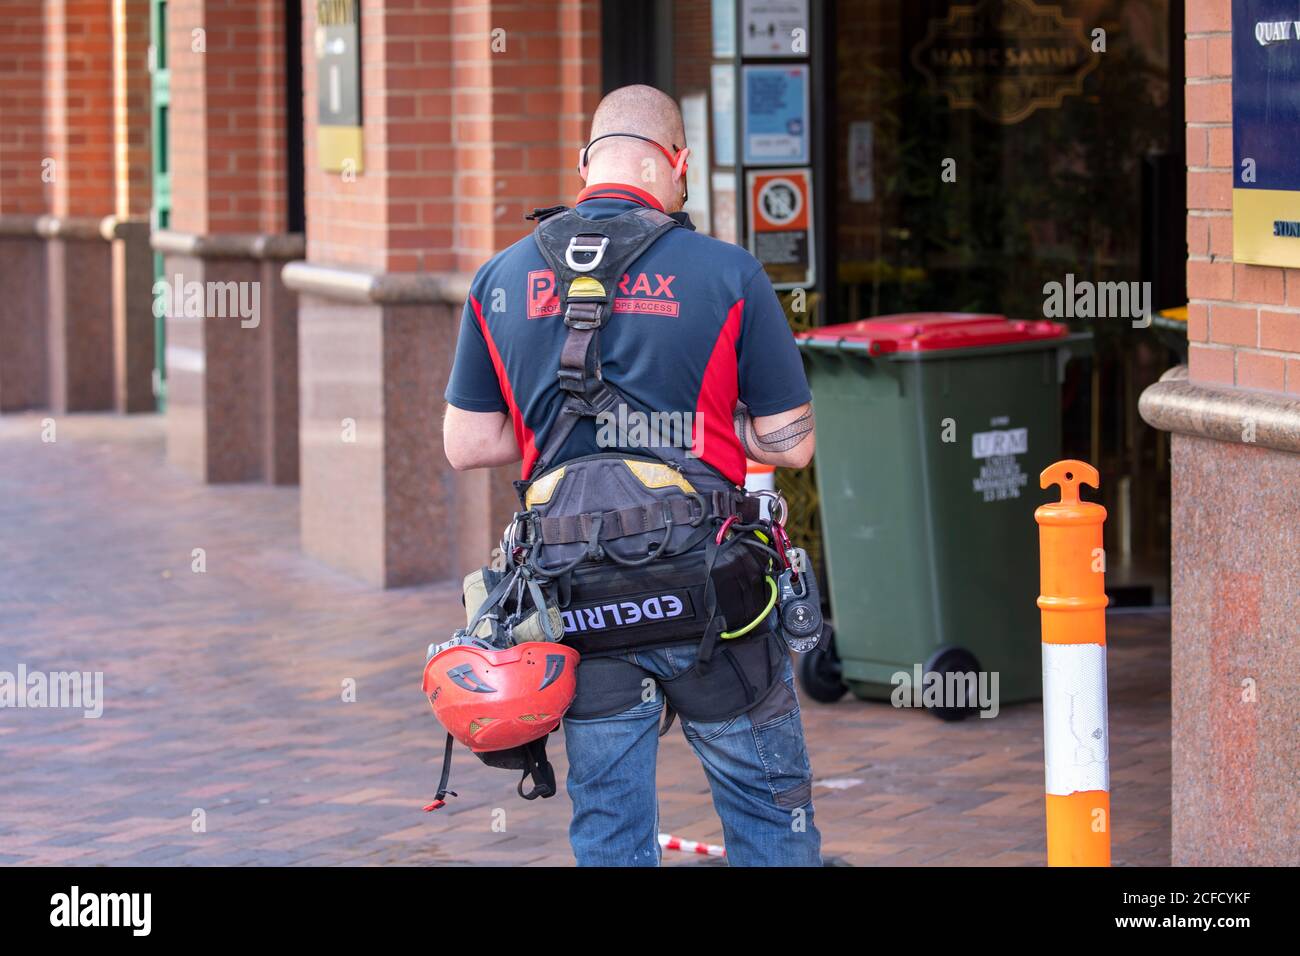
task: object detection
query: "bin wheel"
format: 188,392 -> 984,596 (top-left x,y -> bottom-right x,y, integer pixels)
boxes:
797,624 -> 847,703
923,646 -> 982,722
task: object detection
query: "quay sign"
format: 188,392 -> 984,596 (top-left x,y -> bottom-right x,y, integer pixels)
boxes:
1232,1 -> 1300,268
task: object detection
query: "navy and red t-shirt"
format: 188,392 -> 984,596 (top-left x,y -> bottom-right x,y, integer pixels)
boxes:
444,183 -> 811,486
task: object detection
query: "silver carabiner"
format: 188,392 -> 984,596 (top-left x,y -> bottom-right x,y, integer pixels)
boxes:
753,488 -> 788,526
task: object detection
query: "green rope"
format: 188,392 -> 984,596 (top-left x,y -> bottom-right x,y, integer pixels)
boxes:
720,576 -> 778,640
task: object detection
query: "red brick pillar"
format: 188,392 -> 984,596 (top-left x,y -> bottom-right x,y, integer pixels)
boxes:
42,0 -> 117,413
158,0 -> 301,483
0,0 -> 51,411
284,0 -> 600,586
1140,0 -> 1300,865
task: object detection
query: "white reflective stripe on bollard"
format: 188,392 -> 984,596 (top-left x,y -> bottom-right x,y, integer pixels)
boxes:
1041,642 -> 1110,796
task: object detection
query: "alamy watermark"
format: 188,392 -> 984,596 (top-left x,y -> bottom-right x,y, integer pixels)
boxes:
891,664 -> 1000,718
0,665 -> 103,718
50,886 -> 150,936
1042,274 -> 1151,328
152,274 -> 261,329
595,404 -> 703,456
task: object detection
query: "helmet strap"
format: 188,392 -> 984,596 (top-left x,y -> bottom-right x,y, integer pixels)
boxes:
517,738 -> 558,800
422,732 -> 459,811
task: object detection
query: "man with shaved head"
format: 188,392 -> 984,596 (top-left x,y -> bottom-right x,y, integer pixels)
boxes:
442,85 -> 821,866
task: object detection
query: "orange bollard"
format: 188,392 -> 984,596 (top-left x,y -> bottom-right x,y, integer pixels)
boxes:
1035,460 -> 1111,867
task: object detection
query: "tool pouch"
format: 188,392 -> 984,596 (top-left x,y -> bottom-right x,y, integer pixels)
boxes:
522,453 -> 767,656
458,567 -> 564,647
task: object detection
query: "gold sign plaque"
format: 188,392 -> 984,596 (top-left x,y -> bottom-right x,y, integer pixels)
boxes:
911,0 -> 1099,125
315,0 -> 363,173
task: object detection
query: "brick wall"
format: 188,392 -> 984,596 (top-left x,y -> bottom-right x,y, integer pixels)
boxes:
44,0 -> 117,218
303,0 -> 600,275
303,0 -> 454,273
1185,0 -> 1300,394
0,1 -> 49,215
111,0 -> 152,219
169,0 -> 288,235
673,0 -> 711,95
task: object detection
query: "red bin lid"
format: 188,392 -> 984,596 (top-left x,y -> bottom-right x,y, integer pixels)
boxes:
796,312 -> 1068,354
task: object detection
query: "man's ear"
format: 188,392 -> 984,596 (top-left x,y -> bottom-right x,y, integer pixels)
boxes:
577,148 -> 589,183
673,146 -> 691,181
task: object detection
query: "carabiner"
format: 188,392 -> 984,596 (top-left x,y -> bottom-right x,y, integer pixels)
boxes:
751,488 -> 788,527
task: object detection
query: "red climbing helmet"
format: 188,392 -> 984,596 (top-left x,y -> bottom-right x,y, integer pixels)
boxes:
422,640 -> 580,752
420,640 -> 580,810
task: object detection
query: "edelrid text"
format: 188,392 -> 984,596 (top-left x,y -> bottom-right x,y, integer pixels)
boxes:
562,595 -> 686,632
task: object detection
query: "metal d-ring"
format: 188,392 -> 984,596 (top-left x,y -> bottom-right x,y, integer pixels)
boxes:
565,235 -> 609,272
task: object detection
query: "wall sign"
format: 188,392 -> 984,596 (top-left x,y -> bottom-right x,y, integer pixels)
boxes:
741,0 -> 809,58
910,0 -> 1098,125
742,64 -> 809,165
1232,0 -> 1300,268
680,92 -> 712,235
710,64 -> 736,167
746,167 -> 815,289
315,0 -> 363,173
712,171 -> 738,246
712,0 -> 736,57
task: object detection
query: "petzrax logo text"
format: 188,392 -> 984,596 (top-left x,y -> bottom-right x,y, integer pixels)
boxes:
50,886 -> 151,936
562,592 -> 692,633
527,270 -> 681,319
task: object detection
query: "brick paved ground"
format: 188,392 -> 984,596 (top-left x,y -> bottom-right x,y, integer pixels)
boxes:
0,414 -> 1171,866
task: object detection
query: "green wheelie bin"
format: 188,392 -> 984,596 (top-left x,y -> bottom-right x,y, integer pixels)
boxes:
794,313 -> 1084,719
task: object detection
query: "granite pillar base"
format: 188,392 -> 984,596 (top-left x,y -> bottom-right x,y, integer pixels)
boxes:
110,219 -> 157,413
1168,434 -> 1299,865
158,236 -> 300,484
1142,368 -> 1300,865
47,237 -> 114,413
295,284 -> 514,588
0,235 -> 49,411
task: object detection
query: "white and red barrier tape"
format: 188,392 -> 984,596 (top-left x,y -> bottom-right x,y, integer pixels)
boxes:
658,833 -> 726,857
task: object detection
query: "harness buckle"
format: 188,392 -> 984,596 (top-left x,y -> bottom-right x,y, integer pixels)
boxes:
564,300 -> 605,330
565,235 -> 610,272
556,366 -> 587,392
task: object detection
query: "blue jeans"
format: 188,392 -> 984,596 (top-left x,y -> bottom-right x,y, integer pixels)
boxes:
562,640 -> 822,866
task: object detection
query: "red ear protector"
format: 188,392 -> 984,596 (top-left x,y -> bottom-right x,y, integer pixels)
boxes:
581,132 -> 688,203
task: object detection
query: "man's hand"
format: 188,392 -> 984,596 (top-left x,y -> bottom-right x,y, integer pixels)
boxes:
443,404 -> 522,470
734,401 -> 816,469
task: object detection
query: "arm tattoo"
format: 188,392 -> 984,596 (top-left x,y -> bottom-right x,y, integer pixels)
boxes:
735,406 -> 757,458
753,409 -> 814,452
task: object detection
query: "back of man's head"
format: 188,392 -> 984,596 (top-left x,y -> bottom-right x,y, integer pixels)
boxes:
589,84 -> 685,147
582,85 -> 688,210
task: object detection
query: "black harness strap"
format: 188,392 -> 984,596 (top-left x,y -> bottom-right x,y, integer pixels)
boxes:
537,495 -> 705,545
659,699 -> 678,737
528,206 -> 681,480
517,738 -> 558,800
422,732 -> 459,811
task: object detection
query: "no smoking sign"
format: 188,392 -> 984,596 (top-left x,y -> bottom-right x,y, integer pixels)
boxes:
746,168 -> 815,290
